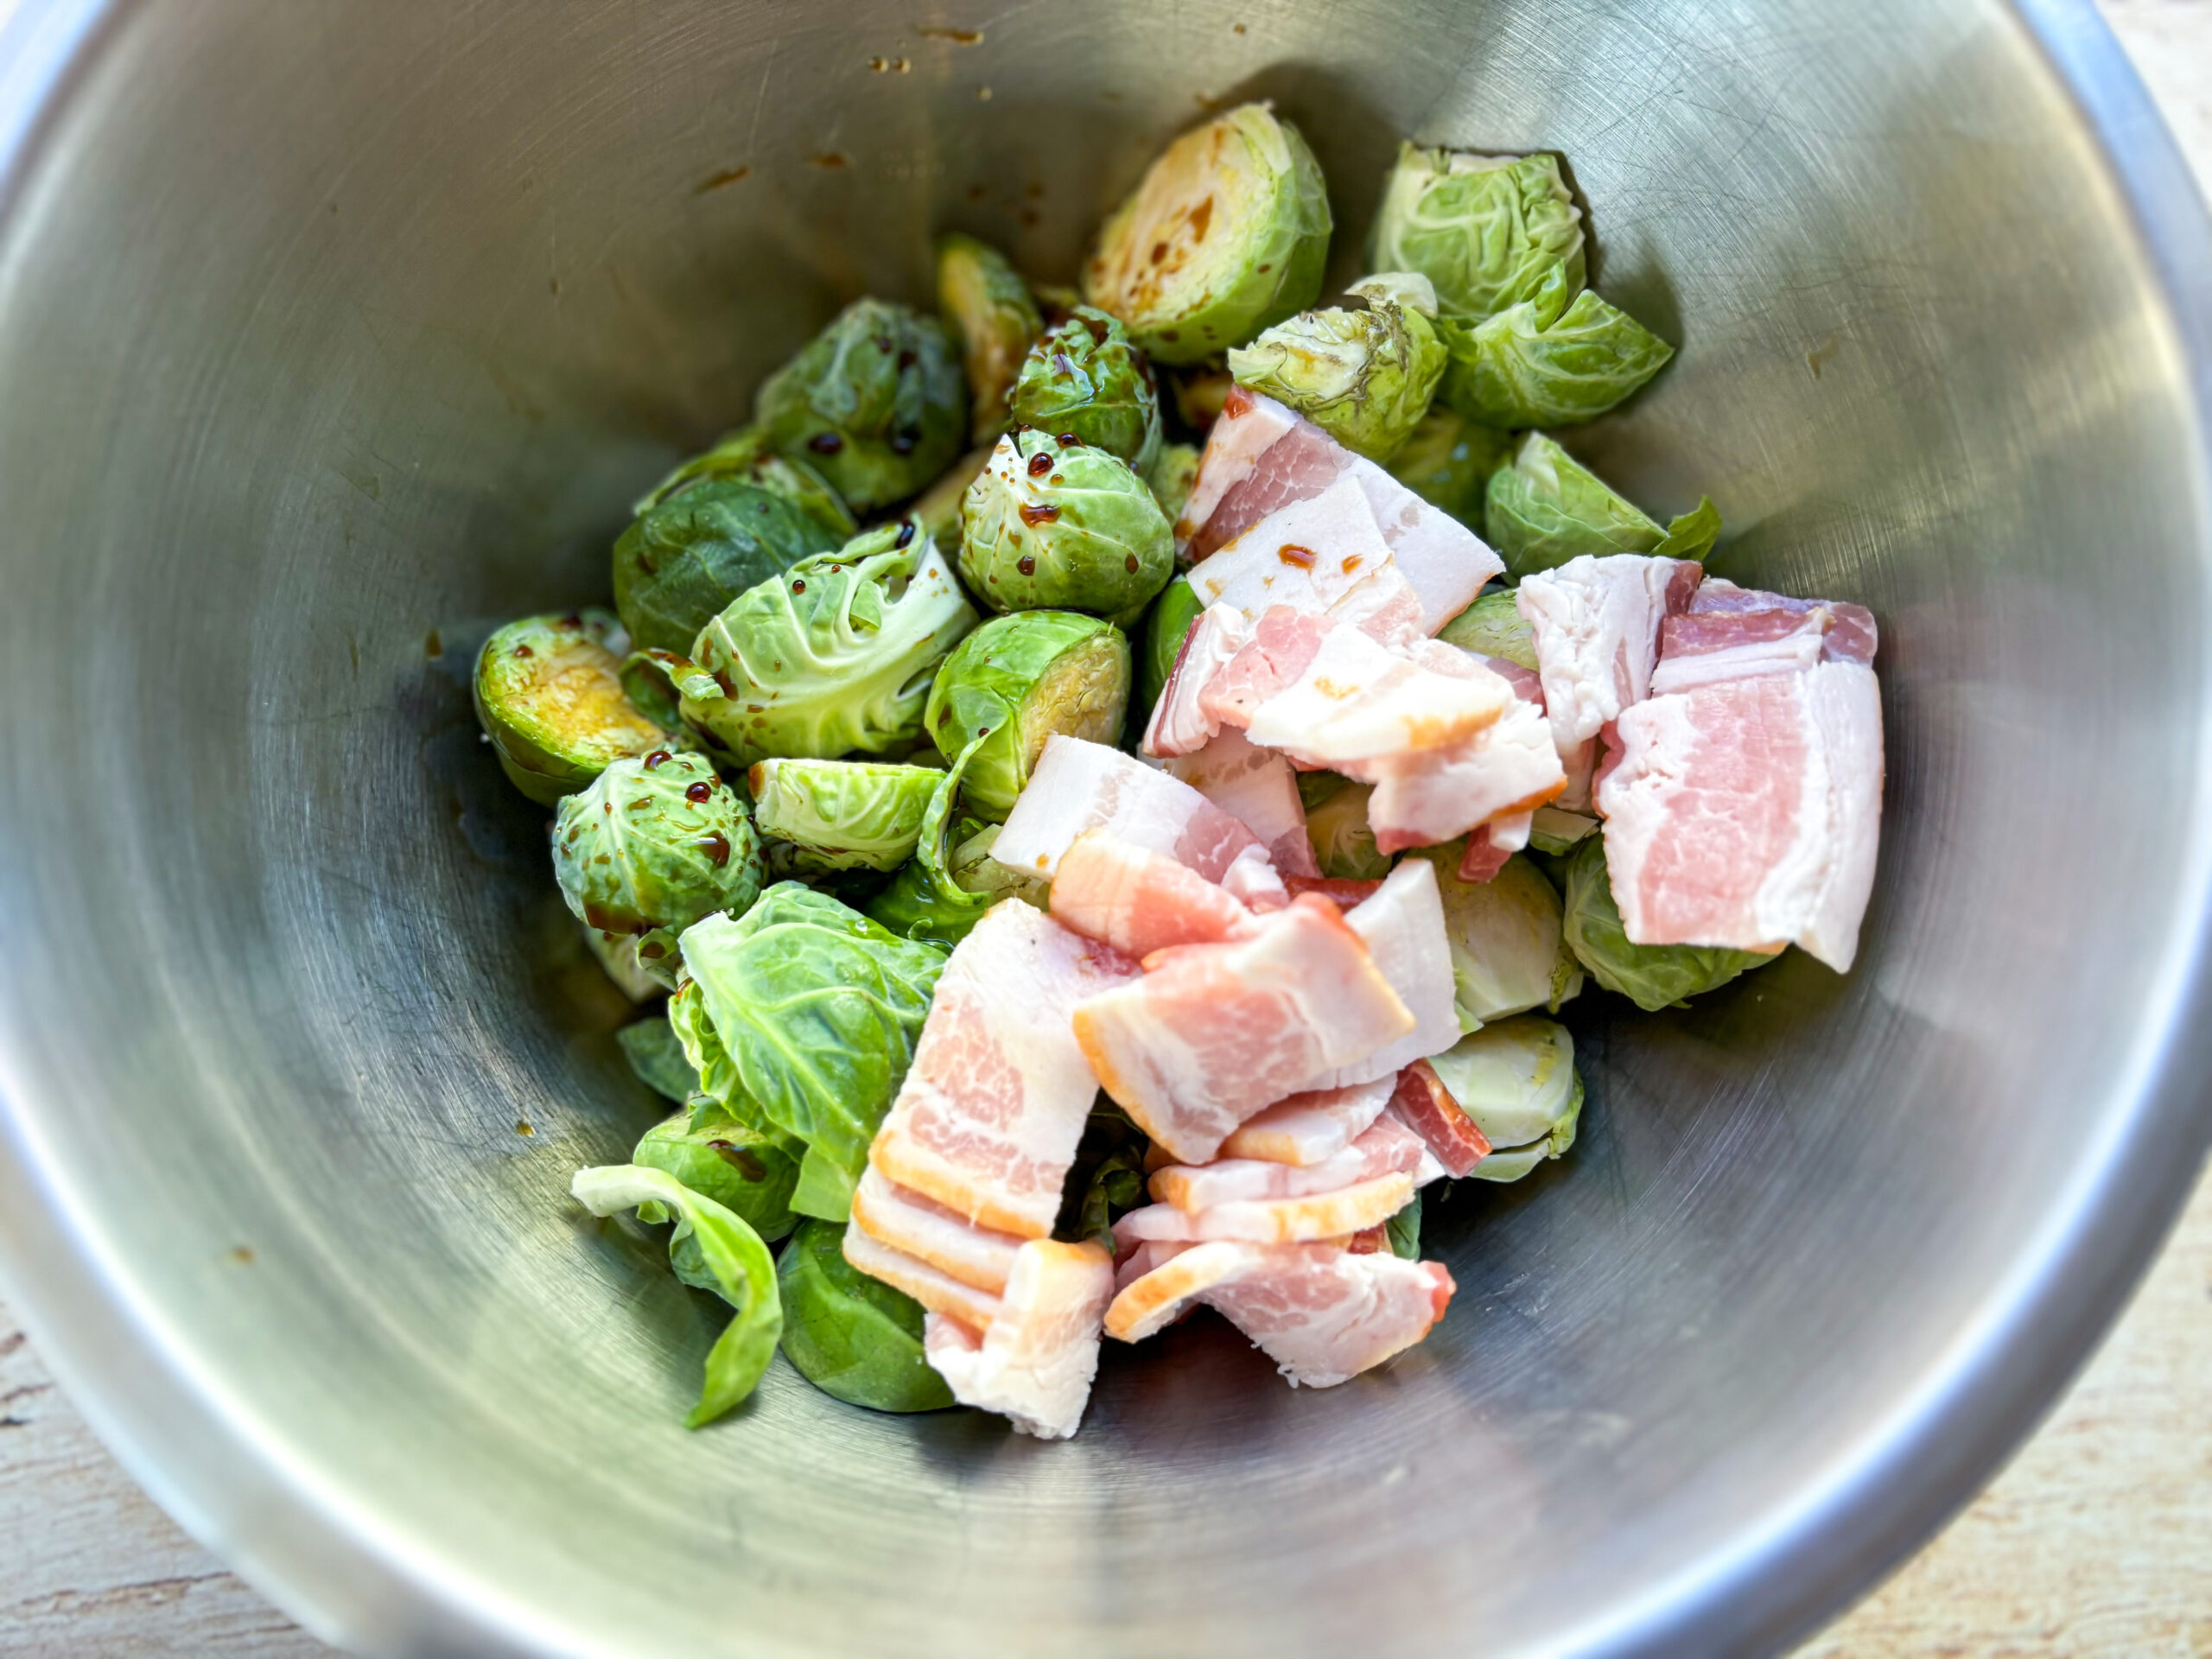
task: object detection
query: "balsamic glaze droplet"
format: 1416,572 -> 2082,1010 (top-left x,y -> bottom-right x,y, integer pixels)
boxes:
685,780 -> 713,802
1027,452 -> 1054,477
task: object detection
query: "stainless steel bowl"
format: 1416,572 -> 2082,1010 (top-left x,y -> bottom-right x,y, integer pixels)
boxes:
1,2 -> 2208,1655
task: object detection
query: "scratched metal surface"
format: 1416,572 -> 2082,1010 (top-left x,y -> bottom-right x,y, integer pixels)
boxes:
0,2 -> 2208,1657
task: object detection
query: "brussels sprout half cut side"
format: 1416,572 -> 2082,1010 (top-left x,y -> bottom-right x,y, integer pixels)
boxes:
1425,1016 -> 1584,1182
924,610 -> 1132,819
473,610 -> 674,806
936,232 -> 1044,443
748,758 -> 940,873
1437,588 -> 1537,671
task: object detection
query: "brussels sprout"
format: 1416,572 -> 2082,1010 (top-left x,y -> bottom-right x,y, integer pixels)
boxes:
1137,576 -> 1205,717
1485,432 -> 1722,579
620,1017 -> 701,1102
747,757 -> 938,872
1386,1192 -> 1422,1259
862,738 -> 996,947
1303,777 -> 1391,880
910,445 -> 997,550
950,821 -> 1049,909
1386,406 -> 1516,527
1083,103 -> 1332,365
1406,845 -> 1583,1027
1437,588 -> 1536,671
755,298 -> 967,512
632,425 -> 857,537
587,925 -> 671,1000
1425,1016 -> 1583,1183
677,885 -> 945,1223
1010,307 -> 1163,474
937,232 -> 1045,442
632,1100 -> 801,1243
777,1217 -> 955,1413
1525,806 -> 1597,857
924,611 -> 1131,818
1369,145 -> 1586,322
675,523 -> 978,766
959,429 -> 1173,617
1170,364 -> 1236,432
569,1163 -> 782,1427
1558,834 -> 1774,1011
612,478 -> 846,657
1225,273 -> 1448,461
473,610 -> 672,806
1438,273 -> 1674,430
551,752 -> 762,974
1054,1104 -> 1148,1252
1146,442 -> 1203,529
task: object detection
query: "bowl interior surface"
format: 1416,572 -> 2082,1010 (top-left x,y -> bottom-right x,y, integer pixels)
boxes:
1,1 -> 2209,1656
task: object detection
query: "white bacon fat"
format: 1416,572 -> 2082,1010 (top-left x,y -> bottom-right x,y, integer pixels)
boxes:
922,1239 -> 1115,1440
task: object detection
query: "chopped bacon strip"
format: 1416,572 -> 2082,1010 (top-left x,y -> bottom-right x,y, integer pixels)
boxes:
1144,601 -> 1249,757
1159,728 -> 1319,878
869,902 -> 1140,1238
1691,576 -> 1878,664
1112,1237 -> 1192,1296
1114,1173 -> 1415,1247
1048,829 -> 1253,959
849,1166 -> 1025,1294
1185,474 -> 1427,644
1218,1077 -> 1395,1166
1243,622 -> 1516,764
1282,874 -> 1385,906
1389,1058 -> 1492,1179
1304,858 -> 1460,1089
842,1224 -> 1004,1331
1070,895 -> 1414,1164
1353,693 -> 1564,855
1516,553 -> 1701,759
921,1239 -> 1115,1440
1345,1224 -> 1389,1255
1148,1115 -> 1427,1211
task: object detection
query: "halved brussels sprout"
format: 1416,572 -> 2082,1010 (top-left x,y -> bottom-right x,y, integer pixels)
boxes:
755,298 -> 967,512
925,610 -> 1131,817
1439,272 -> 1674,430
1437,588 -> 1536,671
588,924 -> 674,1000
1083,103 -> 1332,365
619,1017 -> 699,1103
551,752 -> 763,973
748,757 -> 939,872
1485,432 -> 1721,579
1368,145 -> 1586,321
1009,306 -> 1163,474
863,738 -> 995,947
1406,845 -> 1583,1027
633,1100 -> 802,1243
1424,1016 -> 1583,1182
1146,442 -> 1203,530
631,425 -> 856,536
959,429 -> 1173,617
910,445 -> 997,550
474,610 -> 673,806
936,232 -> 1044,442
1170,364 -> 1235,432
613,478 -> 846,656
777,1217 -> 955,1413
1386,405 -> 1516,528
1302,776 -> 1391,880
675,523 -> 979,766
949,821 -> 1048,909
1136,576 -> 1205,718
1559,834 -> 1775,1011
1225,273 -> 1448,461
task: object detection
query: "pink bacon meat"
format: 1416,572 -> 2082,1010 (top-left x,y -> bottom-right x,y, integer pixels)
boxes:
1113,1172 -> 1417,1246
1388,1059 -> 1493,1179
1158,728 -> 1319,879
1302,858 -> 1459,1090
1147,1113 -> 1429,1211
1218,1076 -> 1396,1166
1048,829 -> 1255,959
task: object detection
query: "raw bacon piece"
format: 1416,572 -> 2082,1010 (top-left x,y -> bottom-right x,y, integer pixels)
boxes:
1243,622 -> 1515,764
1113,1173 -> 1415,1246
1388,1058 -> 1492,1179
1691,577 -> 1878,664
1070,895 -> 1415,1164
1304,859 -> 1459,1089
1599,658 -> 1882,972
1048,830 -> 1254,958
1143,601 -> 1250,758
1516,553 -> 1702,754
842,1224 -> 1004,1331
1159,728 -> 1319,878
1282,874 -> 1385,906
850,1166 -> 1026,1294
921,1239 -> 1115,1440
1185,474 -> 1427,644
1218,1077 -> 1395,1166
870,902 -> 1141,1238
1113,1237 -> 1192,1295
1149,1115 -> 1428,1211
1355,694 -> 1566,855
1192,606 -> 1332,734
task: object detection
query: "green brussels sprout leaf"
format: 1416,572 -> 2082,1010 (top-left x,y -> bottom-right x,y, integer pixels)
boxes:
1559,834 -> 1775,1011
619,1017 -> 702,1103
1385,1192 -> 1422,1260
1439,276 -> 1675,430
1136,576 -> 1205,720
1305,779 -> 1392,880
959,429 -> 1173,617
474,610 -> 673,805
1437,587 -> 1537,671
1524,806 -> 1598,857
1011,306 -> 1163,474
862,737 -> 996,947
632,1101 -> 801,1243
1653,495 -> 1723,562
551,750 -> 762,949
936,232 -> 1045,442
1225,273 -> 1448,461
1145,442 -> 1203,530
748,757 -> 939,873
1484,432 -> 1667,579
613,478 -> 845,657
924,610 -> 1131,818
1368,145 -> 1586,322
777,1217 -> 956,1412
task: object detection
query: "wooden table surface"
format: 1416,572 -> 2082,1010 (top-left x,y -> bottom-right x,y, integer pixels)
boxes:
4,2 -> 2212,1654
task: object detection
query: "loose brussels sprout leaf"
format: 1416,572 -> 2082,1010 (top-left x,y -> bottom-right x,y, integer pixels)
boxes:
474,610 -> 671,806
587,925 -> 670,1001
924,610 -> 1131,818
936,232 -> 1044,442
959,429 -> 1173,617
1559,835 -> 1774,1011
910,445 -> 997,550
1386,406 -> 1516,528
1225,276 -> 1448,461
1011,306 -> 1164,474
1439,279 -> 1675,430
1054,1104 -> 1149,1253
1425,1016 -> 1579,1156
777,1217 -> 955,1412
748,757 -> 938,873
1386,1192 -> 1422,1260
949,822 -> 1049,910
678,523 -> 979,766
1525,806 -> 1597,857
666,978 -> 743,1114
1137,576 -> 1205,719
1083,103 -> 1332,365
1146,442 -> 1203,530
862,738 -> 995,946
551,751 -> 762,943
1170,364 -> 1235,431
613,478 -> 846,657
1405,846 -> 1584,1028
1437,588 -> 1537,671
617,649 -> 689,733
632,425 -> 856,537
619,1017 -> 701,1103
1306,780 -> 1392,880
632,1102 -> 801,1243
755,298 -> 968,512
1369,146 -> 1586,322
570,1163 -> 782,1427
677,884 -> 946,1223
1484,432 -> 1667,579
1653,494 -> 1723,562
